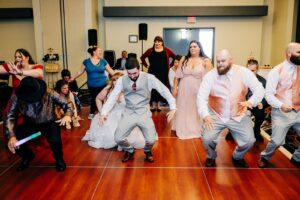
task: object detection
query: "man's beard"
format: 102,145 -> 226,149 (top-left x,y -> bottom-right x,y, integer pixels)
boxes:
290,55 -> 300,65
129,75 -> 139,82
217,65 -> 231,75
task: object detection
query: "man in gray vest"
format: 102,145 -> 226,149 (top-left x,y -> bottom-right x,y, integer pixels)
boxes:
100,58 -> 176,162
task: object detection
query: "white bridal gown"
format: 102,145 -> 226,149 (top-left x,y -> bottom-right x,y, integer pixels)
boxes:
82,99 -> 146,150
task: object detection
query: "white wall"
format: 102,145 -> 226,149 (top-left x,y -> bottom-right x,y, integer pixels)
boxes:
271,0 -> 296,66
104,14 -> 263,66
0,0 -> 297,84
0,0 -> 35,63
102,0 -> 297,68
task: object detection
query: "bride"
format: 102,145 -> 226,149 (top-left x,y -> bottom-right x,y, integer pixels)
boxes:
82,72 -> 145,149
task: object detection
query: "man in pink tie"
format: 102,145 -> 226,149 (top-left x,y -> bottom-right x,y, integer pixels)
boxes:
258,43 -> 300,168
100,58 -> 176,163
197,49 -> 264,168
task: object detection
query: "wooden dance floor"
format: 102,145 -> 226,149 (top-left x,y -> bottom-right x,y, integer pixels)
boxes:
0,107 -> 299,200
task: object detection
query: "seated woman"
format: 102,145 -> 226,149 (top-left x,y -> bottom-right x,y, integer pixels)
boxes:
82,72 -> 145,149
55,80 -> 80,129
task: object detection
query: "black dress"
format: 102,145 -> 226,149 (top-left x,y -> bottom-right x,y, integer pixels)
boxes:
148,50 -> 169,103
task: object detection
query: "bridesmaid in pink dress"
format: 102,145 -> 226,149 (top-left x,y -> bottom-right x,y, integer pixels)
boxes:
173,40 -> 213,139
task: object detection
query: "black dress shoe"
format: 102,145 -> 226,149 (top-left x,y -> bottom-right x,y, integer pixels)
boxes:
232,157 -> 249,168
290,157 -> 300,167
122,151 -> 134,163
225,132 -> 234,140
144,151 -> 154,162
257,158 -> 269,168
56,159 -> 66,172
156,108 -> 162,112
205,158 -> 216,167
17,154 -> 35,171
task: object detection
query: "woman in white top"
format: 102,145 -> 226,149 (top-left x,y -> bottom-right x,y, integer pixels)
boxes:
168,55 -> 182,92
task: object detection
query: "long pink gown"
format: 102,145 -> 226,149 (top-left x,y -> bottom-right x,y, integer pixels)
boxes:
174,65 -> 206,139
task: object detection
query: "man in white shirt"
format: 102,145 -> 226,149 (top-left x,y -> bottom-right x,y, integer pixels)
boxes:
115,50 -> 127,70
258,43 -> 300,168
100,58 -> 176,163
197,49 -> 264,168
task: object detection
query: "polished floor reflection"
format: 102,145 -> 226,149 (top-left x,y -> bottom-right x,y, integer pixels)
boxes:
0,107 -> 299,200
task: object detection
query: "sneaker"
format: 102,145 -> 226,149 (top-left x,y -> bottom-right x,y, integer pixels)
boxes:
88,114 -> 94,119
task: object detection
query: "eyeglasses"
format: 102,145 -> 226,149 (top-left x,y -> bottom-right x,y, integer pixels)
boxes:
132,82 -> 137,91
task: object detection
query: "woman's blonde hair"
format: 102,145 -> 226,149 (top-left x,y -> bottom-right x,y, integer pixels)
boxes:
106,72 -> 124,93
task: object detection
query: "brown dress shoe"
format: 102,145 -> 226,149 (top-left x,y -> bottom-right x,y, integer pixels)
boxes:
144,152 -> 154,162
232,157 -> 249,168
122,151 -> 134,163
205,158 -> 216,167
257,158 -> 268,168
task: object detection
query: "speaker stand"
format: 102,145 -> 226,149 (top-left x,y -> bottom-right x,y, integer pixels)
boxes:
141,40 -> 144,71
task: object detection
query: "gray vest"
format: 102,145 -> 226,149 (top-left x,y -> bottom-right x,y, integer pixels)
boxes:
122,73 -> 150,114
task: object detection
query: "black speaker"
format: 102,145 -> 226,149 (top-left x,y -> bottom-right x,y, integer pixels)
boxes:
104,50 -> 116,68
88,29 -> 97,46
127,53 -> 137,59
139,23 -> 147,40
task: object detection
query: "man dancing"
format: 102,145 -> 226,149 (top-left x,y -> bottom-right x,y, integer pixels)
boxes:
100,58 -> 176,162
6,77 -> 72,171
197,49 -> 264,168
258,43 -> 300,168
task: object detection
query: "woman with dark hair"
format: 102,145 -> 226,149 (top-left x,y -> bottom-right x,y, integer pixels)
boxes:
173,40 -> 213,139
60,69 -> 81,110
168,55 -> 182,92
54,80 -> 80,129
140,36 -> 176,111
71,46 -> 115,119
0,48 -> 43,88
0,49 -> 44,136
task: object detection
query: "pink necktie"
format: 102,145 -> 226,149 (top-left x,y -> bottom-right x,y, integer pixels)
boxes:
132,82 -> 137,91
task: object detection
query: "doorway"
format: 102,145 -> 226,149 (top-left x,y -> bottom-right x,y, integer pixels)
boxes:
163,28 -> 215,62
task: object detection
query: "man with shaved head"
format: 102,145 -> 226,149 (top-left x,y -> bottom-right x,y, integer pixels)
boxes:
197,49 -> 264,168
258,43 -> 300,168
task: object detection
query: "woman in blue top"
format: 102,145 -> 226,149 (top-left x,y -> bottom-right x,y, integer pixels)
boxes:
71,46 -> 115,119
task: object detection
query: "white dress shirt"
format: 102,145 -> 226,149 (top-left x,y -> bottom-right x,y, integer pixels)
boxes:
101,72 -> 176,115
197,65 -> 265,122
265,60 -> 297,108
121,58 -> 126,69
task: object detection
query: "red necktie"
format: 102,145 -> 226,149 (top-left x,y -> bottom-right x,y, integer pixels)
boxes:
132,82 -> 137,91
